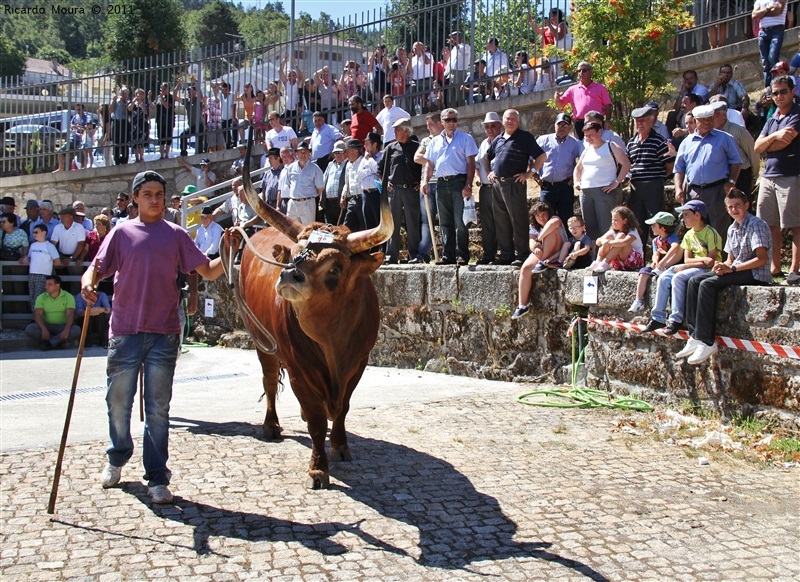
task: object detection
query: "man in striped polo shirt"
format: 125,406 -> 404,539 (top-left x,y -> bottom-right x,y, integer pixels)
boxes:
627,105 -> 673,245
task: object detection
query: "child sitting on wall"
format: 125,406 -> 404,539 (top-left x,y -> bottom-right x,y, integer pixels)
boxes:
547,215 -> 594,270
587,206 -> 644,273
629,212 -> 682,312
511,201 -> 568,319
641,200 -> 723,335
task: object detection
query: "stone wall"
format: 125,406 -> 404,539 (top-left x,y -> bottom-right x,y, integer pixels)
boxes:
200,266 -> 800,419
0,149 -> 242,217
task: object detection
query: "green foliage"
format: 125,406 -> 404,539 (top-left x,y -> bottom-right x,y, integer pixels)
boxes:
0,35 -> 26,78
193,1 -> 240,49
238,6 -> 291,48
494,304 -> 512,318
473,0 -> 537,59
385,0 -> 466,59
549,0 -> 694,139
105,0 -> 187,63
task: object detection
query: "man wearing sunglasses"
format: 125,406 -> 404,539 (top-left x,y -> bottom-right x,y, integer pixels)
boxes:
555,62 -> 612,140
754,75 -> 800,285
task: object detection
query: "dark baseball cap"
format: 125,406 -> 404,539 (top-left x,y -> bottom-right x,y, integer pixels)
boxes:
132,170 -> 167,192
675,200 -> 708,218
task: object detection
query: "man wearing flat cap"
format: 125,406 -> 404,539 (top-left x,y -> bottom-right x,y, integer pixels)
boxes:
379,118 -> 422,263
81,170 -> 224,505
536,113 -> 582,230
674,103 -> 742,243
627,105 -> 673,245
279,141 -> 324,225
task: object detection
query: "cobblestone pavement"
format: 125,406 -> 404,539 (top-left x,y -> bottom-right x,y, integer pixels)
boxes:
1,385 -> 798,581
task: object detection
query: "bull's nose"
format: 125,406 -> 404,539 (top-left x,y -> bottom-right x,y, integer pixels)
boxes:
281,267 -> 305,284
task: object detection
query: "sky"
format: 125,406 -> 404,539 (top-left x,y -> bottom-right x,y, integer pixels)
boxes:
232,0 -> 387,24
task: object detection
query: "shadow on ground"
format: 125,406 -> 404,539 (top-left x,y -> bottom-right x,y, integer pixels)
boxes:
169,417 -> 608,580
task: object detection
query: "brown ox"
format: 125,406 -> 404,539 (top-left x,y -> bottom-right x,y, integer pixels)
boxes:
234,138 -> 392,489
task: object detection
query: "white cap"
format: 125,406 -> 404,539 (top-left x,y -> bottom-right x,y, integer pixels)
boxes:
692,104 -> 715,119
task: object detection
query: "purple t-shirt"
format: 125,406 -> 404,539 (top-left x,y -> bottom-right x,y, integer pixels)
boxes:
760,103 -> 800,177
92,219 -> 209,337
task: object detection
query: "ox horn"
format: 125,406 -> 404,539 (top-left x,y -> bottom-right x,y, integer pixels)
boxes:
345,186 -> 394,254
240,125 -> 303,242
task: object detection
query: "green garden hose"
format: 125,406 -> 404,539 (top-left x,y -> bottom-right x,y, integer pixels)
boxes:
517,316 -> 653,412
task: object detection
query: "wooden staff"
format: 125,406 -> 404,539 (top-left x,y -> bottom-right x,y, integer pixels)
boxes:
47,265 -> 99,514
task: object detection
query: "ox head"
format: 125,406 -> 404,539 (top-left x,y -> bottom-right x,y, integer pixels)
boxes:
239,127 -> 393,305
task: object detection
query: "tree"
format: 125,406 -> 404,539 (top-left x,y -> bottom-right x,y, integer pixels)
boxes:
193,0 -> 241,50
549,0 -> 694,139
105,0 -> 187,64
0,35 -> 26,79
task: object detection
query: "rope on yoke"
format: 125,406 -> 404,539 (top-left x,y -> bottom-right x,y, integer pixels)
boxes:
220,226 -> 287,355
585,316 -> 800,360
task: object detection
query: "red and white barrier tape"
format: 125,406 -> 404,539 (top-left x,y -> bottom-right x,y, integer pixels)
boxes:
577,316 -> 800,361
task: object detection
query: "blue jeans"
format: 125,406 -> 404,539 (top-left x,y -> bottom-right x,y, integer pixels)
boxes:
758,26 -> 784,87
106,333 -> 181,486
419,184 -> 438,261
650,266 -> 707,324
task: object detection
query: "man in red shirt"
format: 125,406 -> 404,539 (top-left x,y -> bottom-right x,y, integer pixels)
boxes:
555,62 -> 613,140
348,95 -> 382,143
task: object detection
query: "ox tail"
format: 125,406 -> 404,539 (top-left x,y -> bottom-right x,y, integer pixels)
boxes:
240,123 -> 303,242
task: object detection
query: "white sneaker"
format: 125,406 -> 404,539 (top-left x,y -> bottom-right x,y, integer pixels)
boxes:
628,298 -> 645,313
101,463 -> 121,489
148,485 -> 174,504
593,261 -> 612,273
675,338 -> 702,359
586,261 -> 600,271
687,342 -> 718,365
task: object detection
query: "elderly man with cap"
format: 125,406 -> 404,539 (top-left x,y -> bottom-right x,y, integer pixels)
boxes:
341,139 -> 370,232
194,207 -> 223,259
0,196 -> 21,223
229,141 -> 250,178
20,199 -> 40,239
260,147 -> 285,211
310,111 -> 344,173
485,108 -> 547,266
423,108 -> 478,265
674,103 -> 742,243
178,156 -> 216,190
376,95 -> 411,144
51,207 -> 87,268
81,170 -> 224,504
278,141 -> 324,226
644,102 -> 670,141
321,141 -> 348,224
536,113 -> 582,230
711,100 -> 758,197
476,112 -> 504,263
708,94 -> 745,126
627,105 -> 673,245
555,62 -> 612,140
379,118 -> 422,263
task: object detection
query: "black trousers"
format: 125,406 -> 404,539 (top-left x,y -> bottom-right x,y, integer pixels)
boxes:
478,183 -> 496,262
362,188 -> 381,230
112,118 -> 129,165
180,124 -> 206,156
221,119 -> 235,149
685,269 -> 761,345
343,196 -> 365,232
387,186 -> 421,261
492,178 -> 529,262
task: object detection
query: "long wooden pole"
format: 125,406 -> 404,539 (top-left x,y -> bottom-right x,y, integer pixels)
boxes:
47,267 -> 99,514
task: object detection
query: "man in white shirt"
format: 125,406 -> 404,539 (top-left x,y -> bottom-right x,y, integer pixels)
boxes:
178,157 -> 216,190
278,142 -> 324,225
194,207 -> 223,259
51,207 -> 87,266
407,41 -> 433,112
279,53 -> 305,130
375,95 -> 411,144
483,37 -> 509,80
218,82 -> 237,149
265,113 -> 298,151
341,139 -> 373,232
444,31 -> 472,107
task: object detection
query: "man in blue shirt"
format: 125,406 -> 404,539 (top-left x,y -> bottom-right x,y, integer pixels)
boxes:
535,113 -> 582,229
422,108 -> 478,265
310,111 -> 343,173
486,109 -> 546,266
674,104 -> 742,244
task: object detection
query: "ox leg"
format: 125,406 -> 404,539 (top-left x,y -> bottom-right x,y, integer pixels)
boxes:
257,351 -> 283,440
305,410 -> 331,489
329,402 -> 352,462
